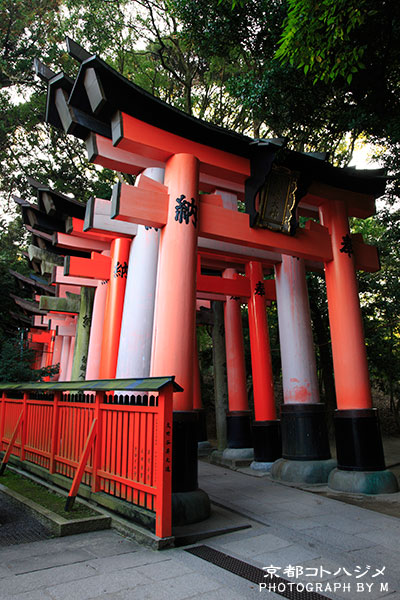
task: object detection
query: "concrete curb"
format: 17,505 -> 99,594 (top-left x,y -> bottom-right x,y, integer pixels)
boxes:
2,464 -> 174,550
0,483 -> 111,537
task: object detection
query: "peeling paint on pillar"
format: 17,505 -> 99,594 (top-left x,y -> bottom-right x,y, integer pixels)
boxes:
275,255 -> 319,404
116,169 -> 164,378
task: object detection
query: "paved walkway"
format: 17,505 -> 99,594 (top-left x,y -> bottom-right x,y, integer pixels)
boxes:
1,458 -> 400,600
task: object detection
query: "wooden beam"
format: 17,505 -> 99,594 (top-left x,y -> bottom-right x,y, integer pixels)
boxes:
198,239 -> 281,267
111,181 -> 168,228
199,203 -> 334,263
112,111 -> 250,183
84,197 -> 137,237
86,133 -> 245,196
352,234 -> 380,273
197,272 -> 250,297
31,330 -> 53,344
39,293 -> 81,314
64,252 -> 111,280
54,231 -> 109,253
110,185 -> 333,263
52,266 -> 99,288
305,182 -> 376,218
66,217 -> 119,243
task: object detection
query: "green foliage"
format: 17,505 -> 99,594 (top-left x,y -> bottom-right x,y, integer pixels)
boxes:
0,0 -> 399,414
353,209 -> 400,408
0,215 -> 29,342
0,337 -> 59,382
275,0 -> 372,84
0,0 -> 63,89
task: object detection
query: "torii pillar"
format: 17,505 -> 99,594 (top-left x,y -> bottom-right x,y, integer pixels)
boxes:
116,168 -> 163,378
320,200 -> 398,493
246,261 -> 281,468
151,153 -> 210,525
59,333 -> 72,381
71,286 -> 95,380
222,269 -> 253,459
99,237 -> 131,378
272,255 -> 334,484
50,332 -> 63,381
86,281 -> 108,380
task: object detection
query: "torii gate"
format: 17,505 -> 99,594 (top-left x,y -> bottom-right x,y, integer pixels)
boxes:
36,39 -> 397,524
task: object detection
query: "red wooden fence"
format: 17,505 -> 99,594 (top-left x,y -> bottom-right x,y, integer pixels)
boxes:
0,377 -> 179,538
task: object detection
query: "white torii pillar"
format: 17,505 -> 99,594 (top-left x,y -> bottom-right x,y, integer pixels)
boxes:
116,168 -> 164,378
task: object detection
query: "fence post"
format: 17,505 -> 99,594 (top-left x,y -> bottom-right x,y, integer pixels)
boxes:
65,417 -> 97,510
50,391 -> 61,473
91,391 -> 104,493
20,392 -> 28,462
155,382 -> 173,538
0,409 -> 24,475
0,392 -> 6,454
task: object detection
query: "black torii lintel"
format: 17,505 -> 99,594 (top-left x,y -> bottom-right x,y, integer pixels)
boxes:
13,195 -> 66,235
9,269 -> 56,295
38,40 -> 387,227
26,176 -> 86,220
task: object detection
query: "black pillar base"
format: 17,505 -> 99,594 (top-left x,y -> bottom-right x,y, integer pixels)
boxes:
226,411 -> 252,449
194,408 -> 208,443
172,411 -> 211,526
334,408 -> 386,471
252,420 -> 282,462
281,403 -> 331,460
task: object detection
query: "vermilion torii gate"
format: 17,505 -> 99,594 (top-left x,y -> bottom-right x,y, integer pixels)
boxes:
33,38 -> 397,523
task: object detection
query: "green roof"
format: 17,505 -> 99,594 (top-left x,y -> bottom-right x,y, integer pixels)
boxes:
0,377 -> 183,393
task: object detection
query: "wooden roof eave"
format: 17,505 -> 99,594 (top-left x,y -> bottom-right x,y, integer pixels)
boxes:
0,376 -> 183,393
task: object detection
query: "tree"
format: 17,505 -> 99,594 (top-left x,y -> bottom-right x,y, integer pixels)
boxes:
0,336 -> 59,381
275,0 -> 376,84
353,208 -> 400,422
0,215 -> 29,343
1,0 -> 399,411
170,0 -> 370,159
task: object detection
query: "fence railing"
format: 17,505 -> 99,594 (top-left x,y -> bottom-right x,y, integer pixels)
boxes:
0,377 -> 180,538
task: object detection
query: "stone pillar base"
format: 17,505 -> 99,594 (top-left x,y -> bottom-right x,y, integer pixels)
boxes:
328,468 -> 398,494
250,460 -> 274,473
271,458 -> 337,484
223,447 -> 254,460
172,489 -> 211,526
210,448 -> 253,469
197,441 -> 213,457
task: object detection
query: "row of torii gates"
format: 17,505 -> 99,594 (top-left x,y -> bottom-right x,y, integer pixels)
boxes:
12,38 -> 399,525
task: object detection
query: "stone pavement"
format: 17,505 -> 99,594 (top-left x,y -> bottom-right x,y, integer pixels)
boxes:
1,457 -> 400,600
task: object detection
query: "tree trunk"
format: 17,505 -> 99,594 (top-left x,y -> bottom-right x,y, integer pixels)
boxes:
211,300 -> 228,451
309,296 -> 336,437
